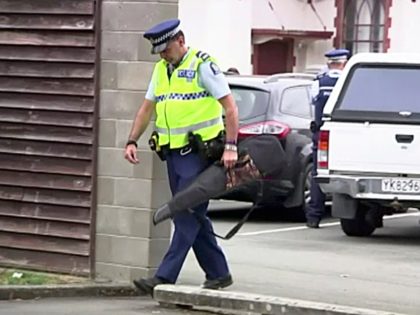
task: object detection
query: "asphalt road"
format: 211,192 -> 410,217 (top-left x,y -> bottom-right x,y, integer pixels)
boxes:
179,206 -> 420,315
1,204 -> 419,315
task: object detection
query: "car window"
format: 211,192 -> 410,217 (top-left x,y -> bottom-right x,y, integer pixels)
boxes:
338,66 -> 420,113
230,86 -> 270,120
280,86 -> 311,118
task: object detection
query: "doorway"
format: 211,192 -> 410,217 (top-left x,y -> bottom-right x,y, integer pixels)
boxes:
253,39 -> 293,74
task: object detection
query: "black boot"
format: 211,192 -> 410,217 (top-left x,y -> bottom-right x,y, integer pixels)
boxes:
133,276 -> 170,296
202,274 -> 233,290
306,219 -> 320,228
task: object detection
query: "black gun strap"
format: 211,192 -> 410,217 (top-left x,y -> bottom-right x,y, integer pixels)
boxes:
189,180 -> 265,240
189,202 -> 260,240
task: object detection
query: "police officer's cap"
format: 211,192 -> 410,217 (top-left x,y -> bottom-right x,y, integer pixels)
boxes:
143,19 -> 181,54
324,48 -> 350,62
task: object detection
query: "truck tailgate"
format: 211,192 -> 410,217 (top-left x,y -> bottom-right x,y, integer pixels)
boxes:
326,122 -> 420,175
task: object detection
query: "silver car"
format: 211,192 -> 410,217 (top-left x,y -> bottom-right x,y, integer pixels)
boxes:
221,73 -> 315,220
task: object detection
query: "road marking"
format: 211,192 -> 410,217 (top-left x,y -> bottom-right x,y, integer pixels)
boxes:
238,212 -> 420,236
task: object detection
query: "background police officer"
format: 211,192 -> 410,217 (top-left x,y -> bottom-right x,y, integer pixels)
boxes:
124,19 -> 239,295
306,48 -> 349,228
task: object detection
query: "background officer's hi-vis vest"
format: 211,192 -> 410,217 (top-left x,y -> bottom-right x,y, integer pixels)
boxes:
153,49 -> 225,149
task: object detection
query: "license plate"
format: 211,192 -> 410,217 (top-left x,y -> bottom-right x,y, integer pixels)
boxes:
381,178 -> 420,193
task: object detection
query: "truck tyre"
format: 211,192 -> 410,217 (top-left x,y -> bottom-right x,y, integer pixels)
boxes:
340,208 -> 376,237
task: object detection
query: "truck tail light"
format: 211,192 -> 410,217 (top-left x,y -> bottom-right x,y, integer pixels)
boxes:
318,130 -> 329,169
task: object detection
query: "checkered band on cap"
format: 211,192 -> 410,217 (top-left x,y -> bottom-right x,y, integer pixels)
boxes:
144,19 -> 181,54
149,26 -> 180,45
324,48 -> 350,61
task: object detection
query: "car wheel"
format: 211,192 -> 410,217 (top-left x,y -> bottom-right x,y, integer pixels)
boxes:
285,163 -> 312,222
340,207 -> 376,237
303,163 -> 312,207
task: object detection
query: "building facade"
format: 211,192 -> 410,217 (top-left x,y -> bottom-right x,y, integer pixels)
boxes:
180,0 -> 420,75
1,0 -> 418,282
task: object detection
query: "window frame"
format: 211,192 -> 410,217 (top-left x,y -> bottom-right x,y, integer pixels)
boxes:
334,0 -> 392,53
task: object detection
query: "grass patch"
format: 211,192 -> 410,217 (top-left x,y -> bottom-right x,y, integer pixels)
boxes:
0,268 -> 86,285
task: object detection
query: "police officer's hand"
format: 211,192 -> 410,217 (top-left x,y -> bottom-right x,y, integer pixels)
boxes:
124,144 -> 139,164
221,149 -> 238,169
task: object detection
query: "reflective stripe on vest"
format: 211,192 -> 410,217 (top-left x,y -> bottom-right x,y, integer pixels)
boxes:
156,116 -> 223,135
152,49 -> 224,149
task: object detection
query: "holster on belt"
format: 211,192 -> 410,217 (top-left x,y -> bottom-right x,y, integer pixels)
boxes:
187,131 -> 225,162
310,120 -> 323,133
148,131 -> 166,161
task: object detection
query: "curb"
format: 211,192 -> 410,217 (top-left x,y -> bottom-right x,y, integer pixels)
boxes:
154,285 -> 406,315
0,283 -> 138,300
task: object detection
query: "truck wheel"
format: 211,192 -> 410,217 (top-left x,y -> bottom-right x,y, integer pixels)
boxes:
340,208 -> 376,237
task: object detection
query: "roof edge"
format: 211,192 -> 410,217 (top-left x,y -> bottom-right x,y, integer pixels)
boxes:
252,28 -> 333,39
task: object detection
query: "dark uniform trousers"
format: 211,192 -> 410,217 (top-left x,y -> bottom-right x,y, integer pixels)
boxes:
154,149 -> 230,283
306,131 -> 326,221
306,72 -> 339,222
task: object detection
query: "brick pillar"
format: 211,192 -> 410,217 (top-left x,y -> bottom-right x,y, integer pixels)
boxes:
95,0 -> 178,282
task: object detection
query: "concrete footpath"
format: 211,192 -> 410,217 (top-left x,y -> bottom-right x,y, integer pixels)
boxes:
155,285 -> 406,315
0,281 -> 407,315
1,214 -> 418,315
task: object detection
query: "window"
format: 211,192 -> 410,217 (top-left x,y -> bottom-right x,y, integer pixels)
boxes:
336,0 -> 391,54
338,66 -> 420,114
231,87 -> 270,120
280,87 -> 311,118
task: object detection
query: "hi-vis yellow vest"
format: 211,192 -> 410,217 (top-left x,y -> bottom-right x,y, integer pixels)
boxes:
153,49 -> 224,149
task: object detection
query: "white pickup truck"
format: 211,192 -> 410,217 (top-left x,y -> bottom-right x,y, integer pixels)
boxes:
317,53 -> 420,237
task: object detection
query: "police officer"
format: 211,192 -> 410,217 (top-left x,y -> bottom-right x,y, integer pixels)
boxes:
124,19 -> 239,295
306,48 -> 349,228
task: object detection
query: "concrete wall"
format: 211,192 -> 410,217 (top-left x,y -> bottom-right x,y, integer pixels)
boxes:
96,0 -> 176,282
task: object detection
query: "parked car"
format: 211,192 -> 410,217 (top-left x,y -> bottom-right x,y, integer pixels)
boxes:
304,64 -> 328,76
317,53 -> 420,236
219,73 -> 315,219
